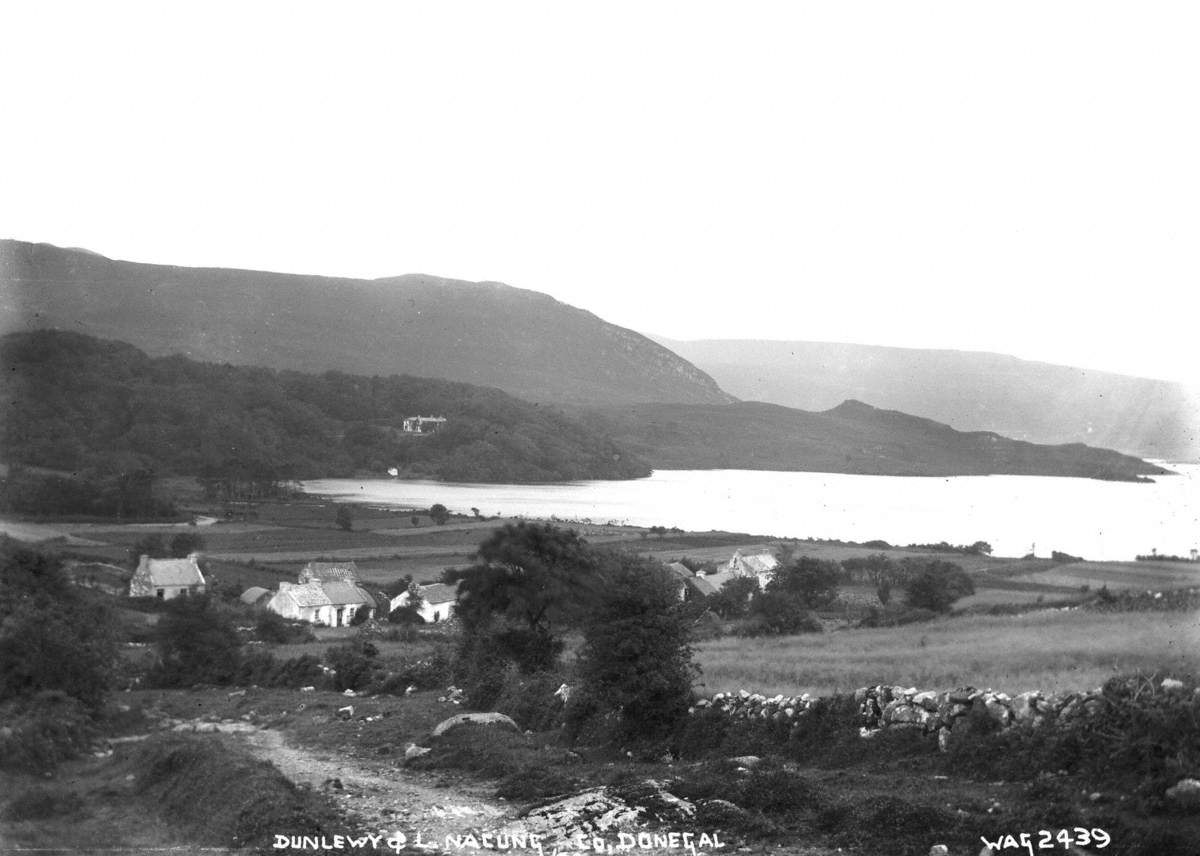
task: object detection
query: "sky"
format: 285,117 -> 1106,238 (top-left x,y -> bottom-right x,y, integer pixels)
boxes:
2,2 -> 1197,384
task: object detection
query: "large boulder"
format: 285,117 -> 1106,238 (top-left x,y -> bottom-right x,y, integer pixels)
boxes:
431,712 -> 520,738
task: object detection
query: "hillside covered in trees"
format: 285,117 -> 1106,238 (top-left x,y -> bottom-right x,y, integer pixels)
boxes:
1,331 -> 651,490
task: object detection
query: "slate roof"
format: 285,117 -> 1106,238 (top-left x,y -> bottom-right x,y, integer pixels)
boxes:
281,581 -> 332,608
666,562 -> 693,580
299,561 -> 360,583
239,586 -> 272,605
143,557 -> 205,587
419,583 -> 458,604
322,581 -> 376,608
686,576 -> 718,597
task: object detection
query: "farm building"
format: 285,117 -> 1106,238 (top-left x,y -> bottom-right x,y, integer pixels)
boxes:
129,554 -> 206,600
719,549 -> 780,588
390,582 -> 458,623
267,580 -> 377,626
239,586 -> 272,608
298,561 -> 360,584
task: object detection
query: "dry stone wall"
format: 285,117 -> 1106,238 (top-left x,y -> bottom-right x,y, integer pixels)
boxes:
690,676 -> 1196,749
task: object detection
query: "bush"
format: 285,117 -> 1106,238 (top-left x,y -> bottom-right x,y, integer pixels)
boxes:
368,649 -> 453,695
492,667 -> 571,732
0,546 -> 118,711
235,651 -> 325,689
149,595 -> 242,687
324,640 -> 379,692
0,691 -> 97,773
740,590 -> 823,636
254,611 -> 315,644
3,784 -> 83,821
903,560 -> 974,613
570,556 -> 696,743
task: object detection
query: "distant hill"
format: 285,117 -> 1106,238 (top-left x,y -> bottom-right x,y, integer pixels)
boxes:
653,337 -> 1199,461
0,330 -> 650,485
0,240 -> 732,407
585,399 -> 1170,481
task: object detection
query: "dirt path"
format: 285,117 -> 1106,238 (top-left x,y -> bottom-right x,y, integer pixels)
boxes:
239,728 -> 516,846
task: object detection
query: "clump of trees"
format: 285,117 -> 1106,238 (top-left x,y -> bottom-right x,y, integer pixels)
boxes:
902,560 -> 974,613
448,522 -> 698,744
569,555 -> 696,742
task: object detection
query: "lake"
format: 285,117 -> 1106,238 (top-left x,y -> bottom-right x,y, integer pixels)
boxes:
303,464 -> 1200,562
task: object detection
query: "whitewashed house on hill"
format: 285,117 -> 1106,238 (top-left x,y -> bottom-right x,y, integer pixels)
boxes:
129,554 -> 206,600
390,582 -> 457,623
268,580 -> 376,626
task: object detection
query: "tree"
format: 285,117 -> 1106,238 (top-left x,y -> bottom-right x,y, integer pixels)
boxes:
903,560 -> 974,613
447,522 -> 603,673
767,557 -> 841,609
129,533 -> 168,565
151,595 -> 242,686
745,588 -> 823,636
706,576 -> 757,618
571,555 -> 697,742
0,546 -> 118,711
335,505 -> 354,532
169,532 -> 205,557
429,503 -> 450,526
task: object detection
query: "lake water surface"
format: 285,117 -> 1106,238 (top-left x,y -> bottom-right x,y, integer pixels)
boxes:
303,464 -> 1199,562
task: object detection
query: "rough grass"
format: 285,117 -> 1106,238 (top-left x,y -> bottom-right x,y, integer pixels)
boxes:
694,609 -> 1200,696
134,733 -> 343,850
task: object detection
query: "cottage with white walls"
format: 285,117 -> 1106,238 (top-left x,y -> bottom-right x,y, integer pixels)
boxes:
720,549 -> 780,588
267,580 -> 376,626
390,582 -> 457,623
129,554 -> 206,600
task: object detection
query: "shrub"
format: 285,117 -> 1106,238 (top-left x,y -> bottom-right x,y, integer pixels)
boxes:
492,667 -> 570,732
3,784 -> 83,821
902,560 -> 974,613
149,595 -> 241,687
0,691 -> 96,773
254,611 -> 314,644
0,546 -> 118,711
324,640 -> 379,692
571,556 -> 696,743
235,651 -> 325,689
740,590 -> 823,636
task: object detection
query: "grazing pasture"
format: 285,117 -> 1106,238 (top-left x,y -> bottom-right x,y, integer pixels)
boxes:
693,608 -> 1200,697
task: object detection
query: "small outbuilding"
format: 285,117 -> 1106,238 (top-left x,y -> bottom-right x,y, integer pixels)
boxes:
239,586 -> 273,608
298,561 -> 360,584
390,582 -> 458,623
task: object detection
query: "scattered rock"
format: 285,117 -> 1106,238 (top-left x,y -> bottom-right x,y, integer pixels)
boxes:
404,743 -> 432,762
729,755 -> 762,769
338,705 -> 354,720
432,712 -> 520,738
1166,778 -> 1200,810
930,845 -> 949,856
1161,678 -> 1186,692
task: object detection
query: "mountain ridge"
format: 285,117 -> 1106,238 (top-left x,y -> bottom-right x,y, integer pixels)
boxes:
0,240 -> 733,408
652,335 -> 1198,460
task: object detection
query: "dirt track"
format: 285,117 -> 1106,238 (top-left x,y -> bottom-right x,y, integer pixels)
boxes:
240,728 -> 517,848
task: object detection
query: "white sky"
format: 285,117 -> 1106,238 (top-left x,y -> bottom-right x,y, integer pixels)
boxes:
2,2 -> 1197,383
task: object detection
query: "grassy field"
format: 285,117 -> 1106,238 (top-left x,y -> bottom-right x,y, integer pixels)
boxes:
692,608 -> 1200,697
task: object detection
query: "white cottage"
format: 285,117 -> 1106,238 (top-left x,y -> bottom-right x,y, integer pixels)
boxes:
390,582 -> 457,623
268,580 -> 376,626
129,554 -> 206,600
